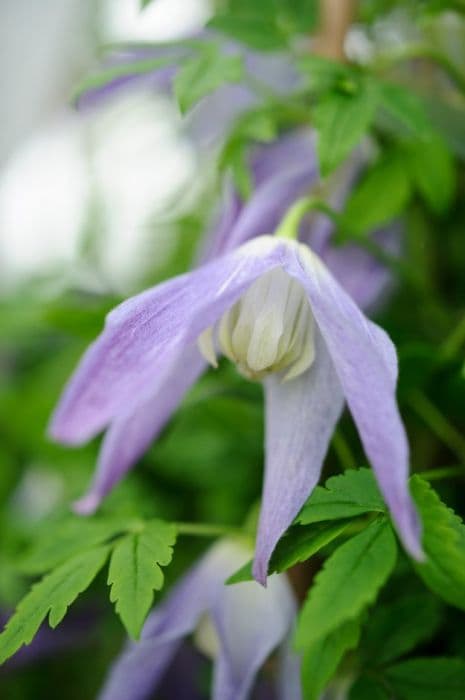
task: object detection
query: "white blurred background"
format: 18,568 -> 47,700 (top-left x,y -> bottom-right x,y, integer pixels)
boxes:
0,0 -> 210,295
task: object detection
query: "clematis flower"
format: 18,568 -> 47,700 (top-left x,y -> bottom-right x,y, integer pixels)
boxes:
50,232 -> 422,583
98,539 -> 301,700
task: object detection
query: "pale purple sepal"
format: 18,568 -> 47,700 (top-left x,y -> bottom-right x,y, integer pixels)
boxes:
99,540 -> 299,700
74,344 -> 206,514
49,237 -> 287,444
211,574 -> 299,700
281,245 -> 423,563
253,331 -> 344,584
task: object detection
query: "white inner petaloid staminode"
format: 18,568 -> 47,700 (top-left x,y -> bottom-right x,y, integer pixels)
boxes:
198,267 -> 315,382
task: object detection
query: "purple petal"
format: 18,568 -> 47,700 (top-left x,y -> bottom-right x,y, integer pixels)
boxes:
282,244 -> 423,561
49,236 -> 288,445
276,638 -> 303,700
99,540 -> 245,700
212,573 -> 297,700
98,639 -> 180,700
74,345 -> 206,514
253,332 -> 344,584
224,165 -> 318,253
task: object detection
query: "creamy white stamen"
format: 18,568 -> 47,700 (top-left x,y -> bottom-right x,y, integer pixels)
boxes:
198,267 -> 315,382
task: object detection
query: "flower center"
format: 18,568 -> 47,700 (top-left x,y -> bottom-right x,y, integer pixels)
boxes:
198,267 -> 315,382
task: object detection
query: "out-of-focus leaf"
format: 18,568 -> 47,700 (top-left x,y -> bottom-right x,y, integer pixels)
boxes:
174,45 -> 243,113
208,15 -> 286,51
313,84 -> 379,176
378,81 -> 433,139
302,619 -> 361,700
407,134 -> 456,214
361,593 -> 442,664
295,518 -> 397,649
108,520 -> 177,639
342,151 -> 412,236
0,546 -> 109,664
349,675 -> 389,700
386,657 -> 465,700
297,469 -> 385,525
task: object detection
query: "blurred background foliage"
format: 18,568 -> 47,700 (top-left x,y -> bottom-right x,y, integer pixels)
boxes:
1,0 -> 465,698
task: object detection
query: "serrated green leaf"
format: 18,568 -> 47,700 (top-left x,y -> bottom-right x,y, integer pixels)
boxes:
298,469 -> 385,525
342,151 -> 411,236
295,518 -> 397,650
378,81 -> 433,139
411,476 -> 465,610
20,517 -> 135,575
302,619 -> 361,700
386,657 -> 465,700
174,46 -> 243,114
0,546 -> 109,665
361,593 -> 441,664
298,55 -> 350,93
108,520 -> 177,639
407,134 -> 456,214
313,85 -> 379,176
349,675 -> 389,700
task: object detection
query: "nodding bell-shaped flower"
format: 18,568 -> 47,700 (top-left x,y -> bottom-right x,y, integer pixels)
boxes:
50,232 -> 423,584
98,539 -> 301,700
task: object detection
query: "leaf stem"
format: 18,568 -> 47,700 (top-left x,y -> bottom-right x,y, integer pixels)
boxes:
174,522 -> 245,538
419,465 -> 465,482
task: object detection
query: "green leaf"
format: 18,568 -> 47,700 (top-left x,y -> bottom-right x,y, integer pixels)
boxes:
361,593 -> 441,664
302,619 -> 361,700
207,15 -> 286,51
349,675 -> 389,700
174,45 -> 243,113
226,520 -> 350,584
298,469 -> 385,525
378,82 -> 433,139
272,520 -> 352,572
0,546 -> 109,665
313,85 -> 379,176
410,476 -> 465,610
295,518 -> 397,650
108,520 -> 177,639
407,134 -> 456,214
386,657 -> 465,700
298,55 -> 351,93
20,517 -> 135,575
72,57 -> 174,105
342,151 -> 411,237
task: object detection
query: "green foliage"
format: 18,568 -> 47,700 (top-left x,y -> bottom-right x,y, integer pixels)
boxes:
19,517 -> 134,575
386,657 -> 465,700
378,81 -> 434,139
108,520 -> 177,639
0,546 -> 109,664
208,0 -> 319,50
407,134 -> 456,214
313,84 -> 380,176
297,469 -> 386,525
302,619 -> 361,700
295,518 -> 397,650
411,476 -> 465,610
342,151 -> 412,236
174,44 -> 244,113
360,593 -> 442,664
349,676 -> 389,700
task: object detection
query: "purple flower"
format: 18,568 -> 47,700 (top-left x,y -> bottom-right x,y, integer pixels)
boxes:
98,539 -> 300,700
50,232 -> 422,583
